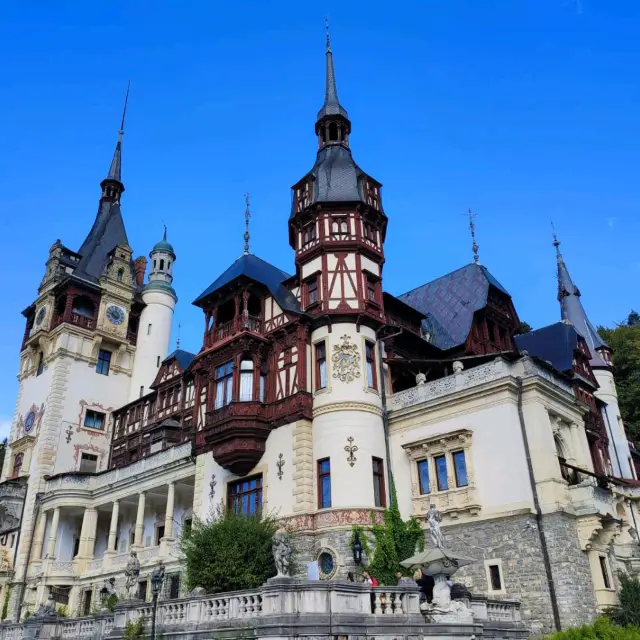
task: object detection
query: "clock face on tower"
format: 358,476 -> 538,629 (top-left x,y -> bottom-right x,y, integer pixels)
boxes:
24,411 -> 36,433
35,307 -> 46,325
106,305 -> 126,326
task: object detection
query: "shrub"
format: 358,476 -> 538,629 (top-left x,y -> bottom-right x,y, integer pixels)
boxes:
353,482 -> 424,586
180,506 -> 281,593
1,586 -> 10,620
544,616 -> 640,640
56,605 -> 68,618
124,616 -> 146,640
606,573 -> 640,628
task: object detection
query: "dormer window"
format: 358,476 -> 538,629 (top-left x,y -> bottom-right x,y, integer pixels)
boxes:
331,217 -> 348,235
303,223 -> 317,246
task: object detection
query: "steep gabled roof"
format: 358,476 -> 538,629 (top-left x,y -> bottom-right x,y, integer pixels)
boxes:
193,254 -> 301,314
163,349 -> 196,371
398,263 -> 511,350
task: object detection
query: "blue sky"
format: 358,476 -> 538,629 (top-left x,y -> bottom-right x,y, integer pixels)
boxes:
1,0 -> 639,436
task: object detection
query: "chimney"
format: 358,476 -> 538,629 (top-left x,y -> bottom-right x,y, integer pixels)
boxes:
133,256 -> 147,286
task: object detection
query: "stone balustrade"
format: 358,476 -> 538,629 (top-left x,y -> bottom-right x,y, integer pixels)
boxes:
0,581 -> 527,640
43,443 -> 192,492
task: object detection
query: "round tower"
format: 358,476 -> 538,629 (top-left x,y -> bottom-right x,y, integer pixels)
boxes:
128,230 -> 177,401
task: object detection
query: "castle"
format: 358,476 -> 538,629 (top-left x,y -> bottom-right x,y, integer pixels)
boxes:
1,33 -> 638,636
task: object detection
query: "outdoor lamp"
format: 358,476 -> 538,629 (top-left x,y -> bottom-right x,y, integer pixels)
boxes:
352,530 -> 363,565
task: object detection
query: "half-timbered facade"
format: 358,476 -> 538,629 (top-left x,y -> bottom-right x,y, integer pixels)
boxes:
2,30 -> 639,637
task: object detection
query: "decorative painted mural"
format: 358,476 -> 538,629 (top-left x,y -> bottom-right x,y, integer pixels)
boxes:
15,403 -> 45,439
0,479 -> 28,536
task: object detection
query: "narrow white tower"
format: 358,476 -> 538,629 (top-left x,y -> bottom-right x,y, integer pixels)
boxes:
129,229 -> 177,400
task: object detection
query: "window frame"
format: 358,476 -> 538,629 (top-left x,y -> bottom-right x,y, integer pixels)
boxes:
36,352 -> 44,377
79,452 -> 98,473
485,559 -> 506,595
12,452 -> 24,476
365,340 -> 377,390
372,457 -> 386,507
366,276 -> 378,304
227,475 -> 263,516
417,459 -> 431,495
84,409 -> 106,431
599,554 -> 613,590
239,358 -> 254,402
434,454 -> 449,491
452,450 -> 469,488
214,361 -> 234,409
96,349 -> 112,376
315,341 -> 327,390
317,458 -> 332,509
307,276 -> 319,307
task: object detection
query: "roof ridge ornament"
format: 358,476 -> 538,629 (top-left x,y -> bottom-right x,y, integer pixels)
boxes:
243,193 -> 251,255
325,15 -> 331,53
467,208 -> 480,265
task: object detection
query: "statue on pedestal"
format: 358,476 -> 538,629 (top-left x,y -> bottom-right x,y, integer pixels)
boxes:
272,527 -> 293,577
124,550 -> 141,599
426,504 -> 444,549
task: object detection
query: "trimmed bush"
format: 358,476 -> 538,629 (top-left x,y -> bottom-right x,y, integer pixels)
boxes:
544,617 -> 640,640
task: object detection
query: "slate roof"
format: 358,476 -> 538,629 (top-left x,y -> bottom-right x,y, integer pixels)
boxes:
398,263 -> 511,350
193,254 -> 301,314
515,322 -> 581,374
163,349 -> 196,371
74,200 -> 129,282
317,36 -> 348,121
556,247 -> 609,367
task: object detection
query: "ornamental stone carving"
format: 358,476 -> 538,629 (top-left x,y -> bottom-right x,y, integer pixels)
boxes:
332,335 -> 361,383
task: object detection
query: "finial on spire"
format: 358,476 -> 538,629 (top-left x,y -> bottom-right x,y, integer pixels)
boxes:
163,224 -> 167,241
176,322 -> 181,350
118,80 -> 130,143
551,221 -> 562,258
468,209 -> 480,264
243,193 -> 251,255
325,16 -> 331,52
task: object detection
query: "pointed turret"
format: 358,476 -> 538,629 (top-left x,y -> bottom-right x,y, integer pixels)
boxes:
317,22 -> 349,122
553,230 -> 610,367
75,86 -> 131,282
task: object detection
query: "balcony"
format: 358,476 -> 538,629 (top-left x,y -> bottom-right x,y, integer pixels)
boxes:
206,315 -> 263,348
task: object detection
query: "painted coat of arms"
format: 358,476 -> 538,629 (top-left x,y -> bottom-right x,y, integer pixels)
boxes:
332,335 -> 361,383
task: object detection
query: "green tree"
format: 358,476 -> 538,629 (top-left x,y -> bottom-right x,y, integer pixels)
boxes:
544,616 -> 640,640
354,484 -> 424,586
518,321 -> 533,334
180,507 -> 280,594
605,573 -> 640,628
598,311 -> 640,442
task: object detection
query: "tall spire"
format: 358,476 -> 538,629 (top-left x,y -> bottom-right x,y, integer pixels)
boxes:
317,18 -> 349,122
243,193 -> 251,255
468,209 -> 480,264
552,225 -> 610,365
105,81 -> 130,185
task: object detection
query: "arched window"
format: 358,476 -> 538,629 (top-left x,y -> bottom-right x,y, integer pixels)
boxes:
239,358 -> 254,401
12,453 -> 24,476
117,268 -> 124,282
167,261 -> 171,270
160,259 -> 165,270
153,260 -> 157,269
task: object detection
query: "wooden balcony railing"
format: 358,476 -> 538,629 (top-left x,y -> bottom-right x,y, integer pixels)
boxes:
210,315 -> 263,345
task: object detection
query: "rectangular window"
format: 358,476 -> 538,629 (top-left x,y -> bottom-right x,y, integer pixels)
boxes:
84,409 -> 106,431
157,356 -> 160,367
308,277 -> 319,305
316,342 -> 327,390
599,555 -> 611,589
214,361 -> 234,409
83,590 -> 93,616
155,525 -> 165,545
79,453 -> 98,473
367,277 -> 377,302
372,457 -> 386,507
96,349 -> 112,376
435,455 -> 448,491
488,564 -> 502,591
36,352 -> 44,376
138,581 -> 148,601
318,458 -> 331,508
227,475 -> 263,516
147,324 -> 152,335
139,386 -> 144,398
453,451 -> 469,487
259,362 -> 267,402
168,574 -> 181,599
303,223 -> 316,245
239,359 -> 254,401
418,460 -> 430,494
183,518 -> 193,537
365,341 -> 377,389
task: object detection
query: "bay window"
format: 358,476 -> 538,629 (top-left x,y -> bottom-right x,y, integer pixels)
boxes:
239,359 -> 254,401
214,361 -> 233,409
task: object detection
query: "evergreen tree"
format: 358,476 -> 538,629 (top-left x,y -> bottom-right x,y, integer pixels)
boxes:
598,311 -> 640,442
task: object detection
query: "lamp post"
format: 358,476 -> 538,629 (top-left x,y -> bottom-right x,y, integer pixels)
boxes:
150,561 -> 165,640
352,530 -> 363,565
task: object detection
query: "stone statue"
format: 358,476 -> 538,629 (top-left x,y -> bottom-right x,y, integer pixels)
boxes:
0,549 -> 9,571
33,595 -> 57,619
452,360 -> 464,374
124,550 -> 141,599
415,372 -> 426,386
427,504 -> 444,549
272,527 -> 293,577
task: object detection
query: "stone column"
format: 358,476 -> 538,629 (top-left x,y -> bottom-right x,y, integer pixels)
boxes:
78,507 -> 90,557
134,492 -> 146,547
107,500 -> 120,552
164,483 -> 175,539
85,508 -> 98,558
46,507 -> 60,559
32,510 -> 48,561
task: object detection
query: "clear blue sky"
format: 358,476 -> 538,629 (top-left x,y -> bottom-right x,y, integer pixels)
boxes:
1,1 -> 639,436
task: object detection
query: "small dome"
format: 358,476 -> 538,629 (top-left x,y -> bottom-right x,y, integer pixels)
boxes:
151,227 -> 175,256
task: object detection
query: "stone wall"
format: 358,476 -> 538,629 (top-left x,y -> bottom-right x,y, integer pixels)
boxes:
441,512 -> 597,635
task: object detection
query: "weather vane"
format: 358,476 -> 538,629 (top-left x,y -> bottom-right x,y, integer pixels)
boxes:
467,208 -> 479,264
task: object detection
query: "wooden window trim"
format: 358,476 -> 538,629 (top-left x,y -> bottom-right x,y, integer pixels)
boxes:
227,475 -> 263,515
306,276 -> 320,308
317,458 -> 331,509
365,340 -> 377,390
315,341 -> 327,390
